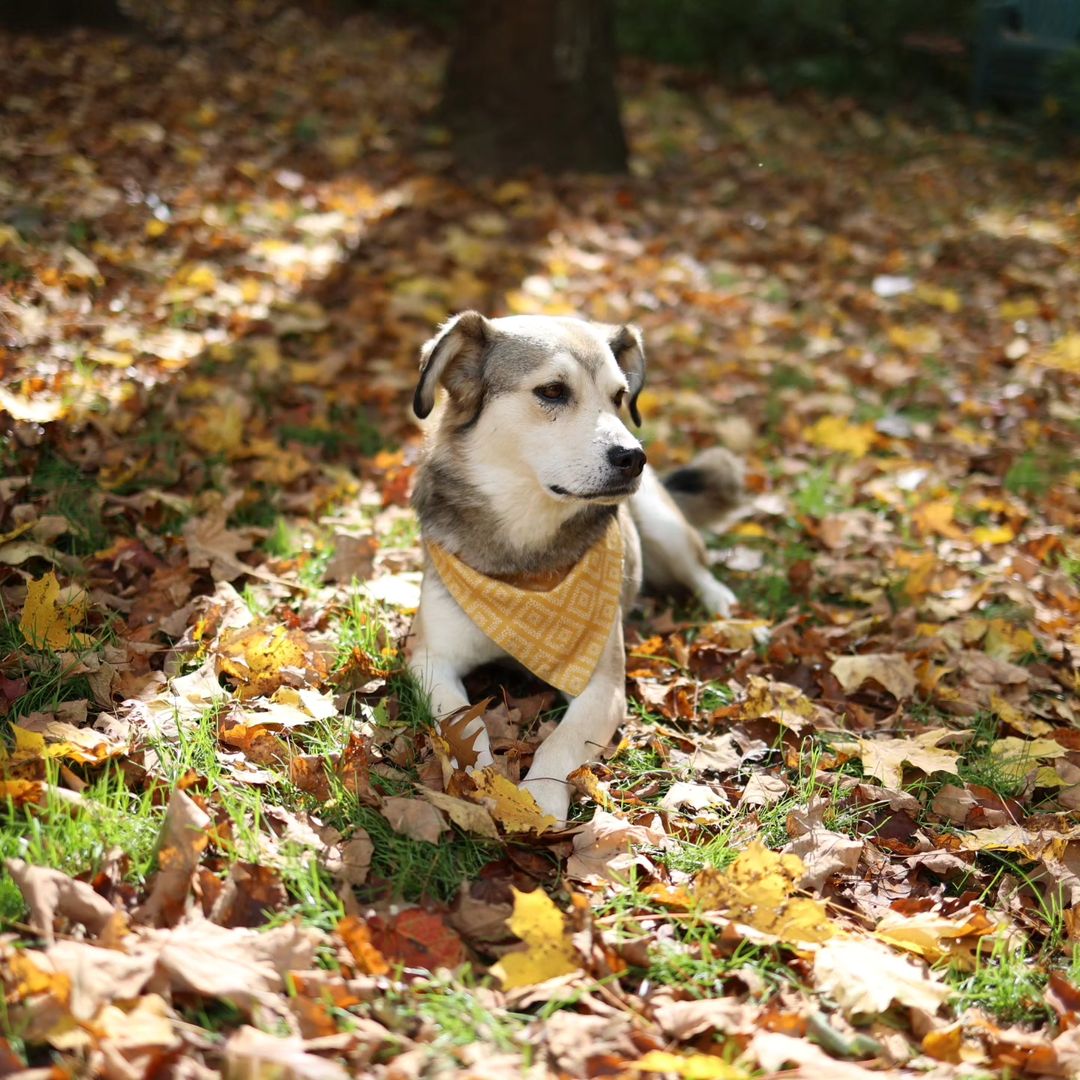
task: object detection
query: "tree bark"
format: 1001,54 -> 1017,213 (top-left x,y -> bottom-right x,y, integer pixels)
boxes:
0,0 -> 131,31
442,0 -> 628,175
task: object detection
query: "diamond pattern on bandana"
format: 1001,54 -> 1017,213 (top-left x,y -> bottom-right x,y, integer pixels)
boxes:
425,521 -> 624,697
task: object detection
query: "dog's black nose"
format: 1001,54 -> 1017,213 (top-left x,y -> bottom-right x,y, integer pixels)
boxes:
607,445 -> 647,477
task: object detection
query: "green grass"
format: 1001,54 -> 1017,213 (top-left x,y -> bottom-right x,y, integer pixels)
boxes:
791,465 -> 850,519
405,977 -> 531,1054
30,450 -> 110,555
644,932 -> 797,1000
1004,451 -> 1063,498
943,941 -> 1052,1026
956,712 -> 1028,800
0,766 -> 163,922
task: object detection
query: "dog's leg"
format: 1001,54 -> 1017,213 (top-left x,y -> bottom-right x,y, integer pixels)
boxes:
408,575 -> 503,769
632,468 -> 737,616
520,619 -> 626,821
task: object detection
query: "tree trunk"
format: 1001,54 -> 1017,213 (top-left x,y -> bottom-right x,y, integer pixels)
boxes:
442,0 -> 628,175
0,0 -> 131,31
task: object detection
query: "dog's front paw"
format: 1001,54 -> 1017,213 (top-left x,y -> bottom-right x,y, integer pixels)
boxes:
520,776 -> 570,823
699,577 -> 737,618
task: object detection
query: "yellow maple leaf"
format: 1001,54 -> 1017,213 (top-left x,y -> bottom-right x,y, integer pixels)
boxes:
692,841 -> 833,944
19,572 -> 89,650
970,524 -> 1016,545
912,497 -> 962,539
467,769 -> 558,834
990,692 -> 1051,737
803,416 -> 876,458
630,1050 -> 749,1079
1039,333 -> 1080,374
217,623 -> 324,700
490,887 -> 580,989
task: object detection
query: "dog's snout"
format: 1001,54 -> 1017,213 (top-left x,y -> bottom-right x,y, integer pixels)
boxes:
607,445 -> 647,477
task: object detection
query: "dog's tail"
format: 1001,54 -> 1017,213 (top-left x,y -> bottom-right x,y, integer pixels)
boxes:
662,446 -> 745,529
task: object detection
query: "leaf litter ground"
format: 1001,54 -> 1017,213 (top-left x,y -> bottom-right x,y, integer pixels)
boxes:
1,6 -> 1080,1078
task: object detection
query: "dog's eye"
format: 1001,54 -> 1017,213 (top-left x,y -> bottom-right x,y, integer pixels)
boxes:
535,382 -> 568,402
613,389 -> 626,409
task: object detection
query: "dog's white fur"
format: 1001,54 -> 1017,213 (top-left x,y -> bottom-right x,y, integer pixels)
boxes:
407,314 -> 737,820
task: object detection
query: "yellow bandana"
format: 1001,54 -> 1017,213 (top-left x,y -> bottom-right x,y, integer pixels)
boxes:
426,520 -> 624,697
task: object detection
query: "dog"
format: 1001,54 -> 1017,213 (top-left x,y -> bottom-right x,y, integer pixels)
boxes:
406,312 -> 744,821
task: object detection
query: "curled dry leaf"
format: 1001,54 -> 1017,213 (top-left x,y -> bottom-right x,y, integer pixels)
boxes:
224,1024 -> 350,1080
7,858 -> 116,945
781,828 -> 863,892
830,653 -> 916,700
566,809 -> 666,884
134,788 -> 211,928
858,728 -> 961,790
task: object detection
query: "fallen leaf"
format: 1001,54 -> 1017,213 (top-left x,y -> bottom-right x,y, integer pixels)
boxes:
814,936 -> 951,1014
629,1050 -> 748,1079
7,859 -> 116,945
831,653 -> 916,700
420,788 -> 499,838
380,796 -> 447,844
490,887 -> 581,989
224,1024 -> 349,1080
466,769 -> 558,835
859,728 -> 961,790
693,841 -> 834,944
19,572 -> 89,650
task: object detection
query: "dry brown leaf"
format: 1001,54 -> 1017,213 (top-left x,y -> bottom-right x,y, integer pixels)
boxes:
420,788 -> 500,839
858,728 -> 961,790
134,789 -> 211,928
814,936 -> 951,1014
830,653 -> 916,700
183,506 -> 257,582
7,859 -> 117,945
224,1024 -> 350,1080
566,809 -> 666,884
781,828 -> 862,891
147,915 -> 320,1015
438,696 -> 493,768
380,796 -> 447,844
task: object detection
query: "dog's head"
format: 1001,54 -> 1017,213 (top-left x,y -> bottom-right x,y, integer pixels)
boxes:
414,313 -> 647,504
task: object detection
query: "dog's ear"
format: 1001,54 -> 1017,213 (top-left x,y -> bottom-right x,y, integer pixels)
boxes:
609,324 -> 646,426
414,311 -> 491,420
